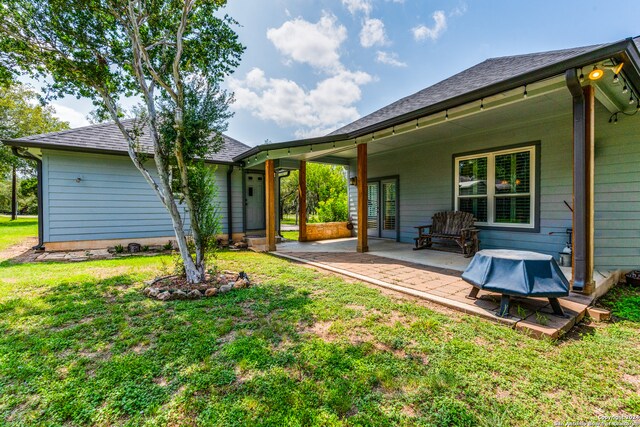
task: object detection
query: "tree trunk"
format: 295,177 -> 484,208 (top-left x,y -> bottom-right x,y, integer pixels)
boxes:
11,165 -> 17,220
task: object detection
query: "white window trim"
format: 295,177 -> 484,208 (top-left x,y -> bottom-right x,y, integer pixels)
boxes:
454,145 -> 536,229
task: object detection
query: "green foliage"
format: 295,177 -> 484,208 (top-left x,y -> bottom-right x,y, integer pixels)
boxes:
0,177 -> 37,215
186,163 -> 221,255
0,83 -> 69,179
313,189 -> 349,223
599,284 -> 640,322
281,164 -> 348,222
114,244 -> 124,254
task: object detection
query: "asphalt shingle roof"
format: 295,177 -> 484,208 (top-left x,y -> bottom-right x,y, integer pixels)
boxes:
15,119 -> 250,164
329,42 -> 616,135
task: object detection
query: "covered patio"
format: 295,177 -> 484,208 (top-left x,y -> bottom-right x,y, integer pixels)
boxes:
274,238 -> 611,338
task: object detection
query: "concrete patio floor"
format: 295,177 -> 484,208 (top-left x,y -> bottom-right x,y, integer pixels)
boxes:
275,238 -> 615,339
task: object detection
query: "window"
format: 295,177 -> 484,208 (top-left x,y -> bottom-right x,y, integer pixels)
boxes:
455,145 -> 536,229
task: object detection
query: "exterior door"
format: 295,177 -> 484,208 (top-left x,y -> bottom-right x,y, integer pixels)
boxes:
380,179 -> 398,239
367,178 -> 399,240
245,173 -> 265,230
367,182 -> 379,237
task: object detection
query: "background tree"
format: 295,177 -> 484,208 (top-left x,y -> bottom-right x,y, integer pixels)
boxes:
0,83 -> 69,217
0,0 -> 244,284
280,164 -> 348,224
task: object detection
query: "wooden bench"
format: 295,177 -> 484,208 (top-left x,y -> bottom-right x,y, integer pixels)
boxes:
414,211 -> 480,257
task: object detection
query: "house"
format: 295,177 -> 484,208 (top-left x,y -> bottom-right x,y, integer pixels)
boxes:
6,121 -> 251,250
4,36 -> 640,297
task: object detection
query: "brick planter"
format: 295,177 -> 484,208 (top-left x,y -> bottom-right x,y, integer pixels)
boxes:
305,222 -> 353,241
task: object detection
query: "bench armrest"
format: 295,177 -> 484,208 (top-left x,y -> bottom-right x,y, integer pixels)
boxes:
415,224 -> 432,234
461,227 -> 479,232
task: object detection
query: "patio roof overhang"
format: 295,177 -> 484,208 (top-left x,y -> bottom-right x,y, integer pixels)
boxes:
236,37 -> 640,169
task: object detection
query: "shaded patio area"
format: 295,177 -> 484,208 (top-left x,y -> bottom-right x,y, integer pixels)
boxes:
275,238 -> 613,338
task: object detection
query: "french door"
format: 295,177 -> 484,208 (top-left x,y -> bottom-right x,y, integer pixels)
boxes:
367,178 -> 399,240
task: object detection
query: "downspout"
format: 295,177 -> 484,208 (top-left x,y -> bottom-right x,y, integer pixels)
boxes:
226,165 -> 234,244
277,170 -> 291,237
11,147 -> 44,250
565,68 -> 587,291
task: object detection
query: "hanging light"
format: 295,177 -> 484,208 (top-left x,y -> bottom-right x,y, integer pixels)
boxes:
579,68 -> 585,82
588,66 -> 604,80
623,84 -> 629,94
523,85 -> 528,98
629,94 -> 635,105
445,110 -> 449,120
480,99 -> 484,111
613,74 -> 620,84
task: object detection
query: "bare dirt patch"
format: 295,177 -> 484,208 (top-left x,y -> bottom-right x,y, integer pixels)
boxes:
0,237 -> 38,262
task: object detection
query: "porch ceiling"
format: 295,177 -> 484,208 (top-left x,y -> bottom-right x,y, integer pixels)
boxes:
241,59 -> 637,169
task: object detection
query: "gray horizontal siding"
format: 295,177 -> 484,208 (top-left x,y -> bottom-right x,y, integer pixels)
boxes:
350,102 -> 640,270
42,150 -> 234,243
351,113 -> 574,257
593,102 -> 640,270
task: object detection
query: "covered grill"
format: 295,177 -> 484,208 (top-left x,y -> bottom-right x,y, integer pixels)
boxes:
462,249 -> 570,317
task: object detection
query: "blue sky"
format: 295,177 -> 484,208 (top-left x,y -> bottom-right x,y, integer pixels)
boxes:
40,0 -> 640,146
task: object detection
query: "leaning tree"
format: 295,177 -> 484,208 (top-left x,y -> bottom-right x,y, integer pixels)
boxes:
0,0 -> 244,283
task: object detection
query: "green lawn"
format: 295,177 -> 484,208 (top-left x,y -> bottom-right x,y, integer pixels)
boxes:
0,216 -> 38,251
281,230 -> 299,241
0,248 -> 639,425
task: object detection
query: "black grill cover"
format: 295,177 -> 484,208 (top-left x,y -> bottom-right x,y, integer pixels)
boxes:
462,249 -> 570,297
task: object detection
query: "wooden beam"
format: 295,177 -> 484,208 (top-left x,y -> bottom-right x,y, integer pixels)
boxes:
356,144 -> 368,253
265,159 -> 277,251
583,85 -> 595,294
298,160 -> 307,242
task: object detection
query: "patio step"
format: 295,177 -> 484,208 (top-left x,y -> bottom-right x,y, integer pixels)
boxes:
245,235 -> 281,252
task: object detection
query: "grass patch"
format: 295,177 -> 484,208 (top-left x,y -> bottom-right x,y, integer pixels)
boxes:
0,215 -> 38,251
599,284 -> 640,322
281,230 -> 299,241
0,251 -> 638,425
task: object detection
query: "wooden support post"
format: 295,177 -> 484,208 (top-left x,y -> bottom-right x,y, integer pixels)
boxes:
298,160 -> 307,242
356,143 -> 368,253
568,76 -> 595,293
583,84 -> 595,294
265,159 -> 277,252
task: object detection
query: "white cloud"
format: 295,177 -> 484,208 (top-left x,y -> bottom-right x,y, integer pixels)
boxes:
266,13 -> 347,72
341,0 -> 372,16
450,2 -> 468,17
376,51 -> 407,67
412,10 -> 447,41
51,103 -> 90,128
230,68 -> 373,136
360,18 -> 387,48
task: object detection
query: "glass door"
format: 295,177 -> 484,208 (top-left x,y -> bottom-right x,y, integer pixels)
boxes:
367,182 -> 379,237
380,180 -> 397,239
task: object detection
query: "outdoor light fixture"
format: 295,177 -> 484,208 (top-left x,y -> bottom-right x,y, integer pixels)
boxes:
623,84 -> 629,94
579,68 -> 585,82
588,66 -> 604,80
613,74 -> 620,84
613,62 -> 624,75
480,99 -> 484,111
523,85 -> 528,98
629,94 -> 635,105
445,110 -> 449,120
349,177 -> 358,186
